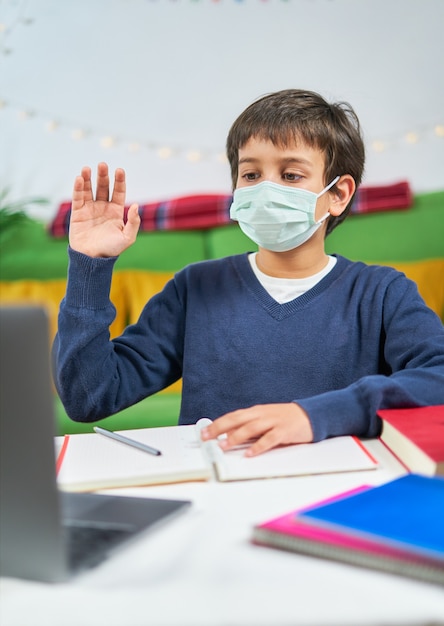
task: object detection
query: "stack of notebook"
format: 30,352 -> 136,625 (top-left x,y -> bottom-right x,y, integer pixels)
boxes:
252,474 -> 444,586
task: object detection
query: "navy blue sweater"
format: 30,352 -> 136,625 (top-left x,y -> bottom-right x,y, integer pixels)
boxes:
53,250 -> 444,441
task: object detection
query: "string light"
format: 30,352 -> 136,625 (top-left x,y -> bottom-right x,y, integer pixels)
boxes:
100,136 -> 116,148
371,140 -> 386,153
45,120 -> 59,132
128,142 -> 141,152
0,0 -> 337,48
405,132 -> 419,145
17,109 -> 33,120
0,0 -> 36,56
2,3 -> 442,161
71,128 -> 87,140
186,150 -> 202,162
368,124 -> 443,154
2,98 -> 442,162
157,147 -> 174,159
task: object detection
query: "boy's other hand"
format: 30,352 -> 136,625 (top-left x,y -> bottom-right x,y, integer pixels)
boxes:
200,403 -> 313,457
69,162 -> 140,258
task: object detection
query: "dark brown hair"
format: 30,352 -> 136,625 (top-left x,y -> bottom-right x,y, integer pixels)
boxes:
226,89 -> 365,235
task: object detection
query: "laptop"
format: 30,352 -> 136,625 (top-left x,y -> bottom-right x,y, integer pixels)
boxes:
0,306 -> 191,583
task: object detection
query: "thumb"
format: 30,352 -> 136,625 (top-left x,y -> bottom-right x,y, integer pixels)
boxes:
123,203 -> 140,242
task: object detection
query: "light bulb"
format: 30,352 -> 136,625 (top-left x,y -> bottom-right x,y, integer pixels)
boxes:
371,140 -> 386,153
405,132 -> 418,144
157,147 -> 173,159
186,150 -> 202,162
46,120 -> 59,132
100,136 -> 115,148
72,129 -> 86,140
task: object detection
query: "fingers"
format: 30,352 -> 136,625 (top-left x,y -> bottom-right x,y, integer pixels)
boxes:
111,168 -> 127,207
217,418 -> 278,457
242,429 -> 283,457
200,403 -> 314,457
217,408 -> 274,452
95,162 -> 110,202
201,406 -> 272,454
72,163 -> 130,211
71,165 -> 96,211
72,172 -> 87,212
201,408 -> 251,441
123,203 -> 141,243
81,166 -> 93,201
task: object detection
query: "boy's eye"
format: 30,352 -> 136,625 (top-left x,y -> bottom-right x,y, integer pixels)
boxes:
242,172 -> 260,181
283,172 -> 302,182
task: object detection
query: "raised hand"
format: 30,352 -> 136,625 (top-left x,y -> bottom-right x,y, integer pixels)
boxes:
69,162 -> 140,258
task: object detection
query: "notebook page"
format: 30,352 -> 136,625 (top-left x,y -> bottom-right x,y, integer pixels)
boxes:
57,425 -> 211,492
208,436 -> 378,482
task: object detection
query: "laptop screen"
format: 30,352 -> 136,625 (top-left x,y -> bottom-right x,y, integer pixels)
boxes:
0,306 -> 191,582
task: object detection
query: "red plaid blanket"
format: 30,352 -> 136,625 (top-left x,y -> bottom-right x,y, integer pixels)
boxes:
48,181 -> 412,237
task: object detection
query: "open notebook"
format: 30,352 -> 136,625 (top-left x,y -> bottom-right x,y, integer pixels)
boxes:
57,419 -> 378,492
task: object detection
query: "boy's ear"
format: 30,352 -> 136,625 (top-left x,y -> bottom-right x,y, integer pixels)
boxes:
328,175 -> 356,217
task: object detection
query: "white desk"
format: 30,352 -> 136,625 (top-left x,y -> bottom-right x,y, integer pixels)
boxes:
1,440 -> 443,626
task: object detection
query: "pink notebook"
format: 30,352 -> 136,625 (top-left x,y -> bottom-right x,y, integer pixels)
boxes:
252,484 -> 444,585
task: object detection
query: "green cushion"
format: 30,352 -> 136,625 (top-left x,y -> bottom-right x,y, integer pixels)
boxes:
114,230 -> 207,272
205,224 -> 257,259
3,191 -> 442,281
4,190 -> 443,435
0,218 -> 208,280
205,191 -> 444,263
0,215 -> 70,280
54,393 -> 180,435
325,191 -> 444,262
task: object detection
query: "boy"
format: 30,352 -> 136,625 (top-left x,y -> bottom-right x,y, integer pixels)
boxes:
53,89 -> 444,457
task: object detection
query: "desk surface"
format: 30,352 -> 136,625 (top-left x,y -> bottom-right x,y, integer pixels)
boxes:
1,439 -> 443,626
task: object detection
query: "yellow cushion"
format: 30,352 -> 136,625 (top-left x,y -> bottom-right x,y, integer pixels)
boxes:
0,277 -> 128,341
118,269 -> 175,325
118,270 -> 181,393
384,258 -> 444,320
120,262 -> 444,324
0,270 -> 181,394
0,279 -> 67,342
1,261 -> 441,401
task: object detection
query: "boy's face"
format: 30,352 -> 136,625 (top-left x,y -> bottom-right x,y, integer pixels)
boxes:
236,137 -> 332,222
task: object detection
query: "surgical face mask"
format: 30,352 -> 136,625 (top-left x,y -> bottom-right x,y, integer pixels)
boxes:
229,176 -> 340,252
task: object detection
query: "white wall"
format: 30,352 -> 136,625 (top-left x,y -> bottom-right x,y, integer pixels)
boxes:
1,0 -> 443,221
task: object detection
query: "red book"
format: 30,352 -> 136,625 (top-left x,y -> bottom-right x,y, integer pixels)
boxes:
378,406 -> 444,476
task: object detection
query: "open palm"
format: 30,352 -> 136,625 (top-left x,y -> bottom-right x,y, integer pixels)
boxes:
69,162 -> 140,258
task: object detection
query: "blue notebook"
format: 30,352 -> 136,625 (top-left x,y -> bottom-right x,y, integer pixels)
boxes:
299,474 -> 444,562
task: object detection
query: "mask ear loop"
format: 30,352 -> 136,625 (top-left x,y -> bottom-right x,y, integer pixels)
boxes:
315,175 -> 341,225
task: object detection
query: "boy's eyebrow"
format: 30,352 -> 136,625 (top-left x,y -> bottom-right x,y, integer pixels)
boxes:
238,157 -> 260,165
280,157 -> 313,168
238,156 -> 313,168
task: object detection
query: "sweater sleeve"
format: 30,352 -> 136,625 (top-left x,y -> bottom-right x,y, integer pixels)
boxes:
298,273 -> 444,442
52,248 -> 183,422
